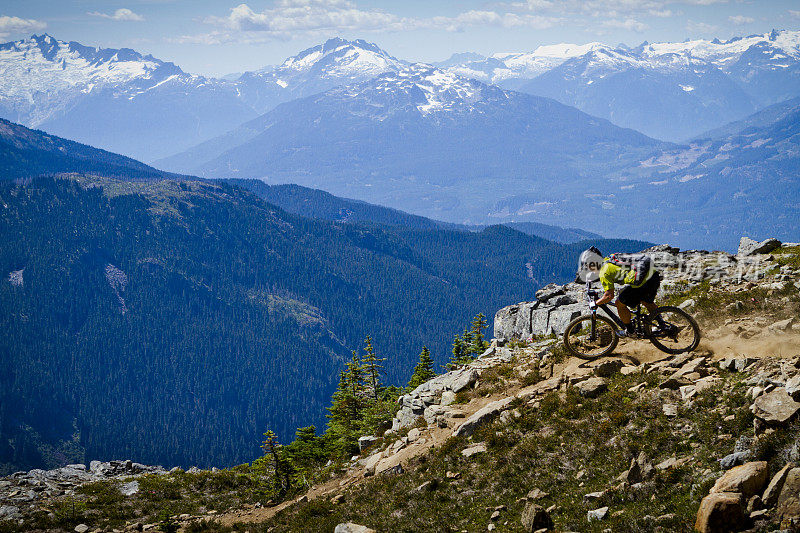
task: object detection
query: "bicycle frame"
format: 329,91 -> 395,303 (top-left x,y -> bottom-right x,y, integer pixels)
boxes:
585,281 -> 645,331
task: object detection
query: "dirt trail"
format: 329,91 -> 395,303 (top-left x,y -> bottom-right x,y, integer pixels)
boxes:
204,312 -> 800,529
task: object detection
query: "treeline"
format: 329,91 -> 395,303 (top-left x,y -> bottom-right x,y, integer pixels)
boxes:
256,315 -> 490,497
0,177 -> 650,474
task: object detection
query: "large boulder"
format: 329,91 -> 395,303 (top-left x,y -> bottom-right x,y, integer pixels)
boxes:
453,397 -> 514,437
763,464 -> 794,507
751,389 -> 800,425
535,283 -> 565,303
575,377 -> 608,399
738,237 -> 781,256
776,467 -> 800,520
710,461 -> 769,499
695,492 -> 747,532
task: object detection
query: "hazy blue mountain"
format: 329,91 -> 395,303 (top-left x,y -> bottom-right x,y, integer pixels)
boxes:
231,180 -> 603,243
490,99 -> 800,250
158,65 -> 665,225
517,50 -> 756,141
0,118 -> 180,180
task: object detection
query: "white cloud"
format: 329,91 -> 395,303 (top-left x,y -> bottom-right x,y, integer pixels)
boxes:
88,8 -> 145,22
0,15 -> 47,39
603,18 -> 649,32
728,15 -> 753,25
686,20 -> 720,34
189,1 -> 559,43
789,10 -> 800,19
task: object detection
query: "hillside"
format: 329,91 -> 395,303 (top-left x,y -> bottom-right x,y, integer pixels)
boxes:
0,175 -> 648,474
3,241 -> 799,532
0,118 -> 180,180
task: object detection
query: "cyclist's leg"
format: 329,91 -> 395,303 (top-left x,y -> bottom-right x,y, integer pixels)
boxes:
616,287 -> 635,333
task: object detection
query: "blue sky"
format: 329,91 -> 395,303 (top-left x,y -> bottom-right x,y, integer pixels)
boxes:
2,0 -> 799,76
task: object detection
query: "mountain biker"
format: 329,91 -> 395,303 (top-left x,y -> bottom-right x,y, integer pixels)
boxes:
578,247 -> 661,337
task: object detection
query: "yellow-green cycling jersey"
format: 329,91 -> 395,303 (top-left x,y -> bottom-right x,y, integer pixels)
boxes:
598,259 -> 653,292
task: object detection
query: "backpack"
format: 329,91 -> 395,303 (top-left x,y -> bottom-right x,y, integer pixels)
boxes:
606,253 -> 653,286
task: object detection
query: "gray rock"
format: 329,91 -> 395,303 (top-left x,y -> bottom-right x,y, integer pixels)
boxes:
751,389 -> 800,424
535,283 -> 565,303
520,502 -> 553,532
74,525 -> 89,533
358,436 -> 378,452
575,377 -> 608,399
441,390 -> 457,406
738,237 -> 781,256
119,480 -> 139,496
587,506 -> 609,521
719,451 -> 751,470
593,359 -> 623,378
549,294 -> 577,307
461,443 -> 487,458
0,505 -> 20,518
334,523 -> 376,533
453,397 -> 514,437
449,368 -> 479,393
678,298 -> 696,310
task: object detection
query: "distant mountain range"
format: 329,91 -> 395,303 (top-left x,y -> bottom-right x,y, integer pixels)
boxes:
2,31 -> 799,162
438,30 -> 800,141
158,64 -> 664,225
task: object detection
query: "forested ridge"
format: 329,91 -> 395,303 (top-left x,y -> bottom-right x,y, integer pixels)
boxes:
0,176 -> 649,474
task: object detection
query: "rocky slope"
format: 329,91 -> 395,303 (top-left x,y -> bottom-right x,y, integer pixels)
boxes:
2,238 -> 799,532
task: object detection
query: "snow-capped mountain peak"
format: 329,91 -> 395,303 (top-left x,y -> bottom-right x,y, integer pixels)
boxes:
336,64 -> 504,117
275,37 -> 405,79
0,34 -> 179,105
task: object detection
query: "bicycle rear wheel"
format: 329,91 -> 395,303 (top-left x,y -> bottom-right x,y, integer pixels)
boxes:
563,314 -> 619,359
645,306 -> 701,354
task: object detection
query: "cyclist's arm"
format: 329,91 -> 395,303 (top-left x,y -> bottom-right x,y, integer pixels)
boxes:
595,288 -> 614,305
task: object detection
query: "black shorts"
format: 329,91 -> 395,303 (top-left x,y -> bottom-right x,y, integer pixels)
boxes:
618,271 -> 661,307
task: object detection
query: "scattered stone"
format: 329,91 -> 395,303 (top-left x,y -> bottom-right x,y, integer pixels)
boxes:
446,471 -> 461,480
574,377 -> 608,398
334,523 -> 376,533
738,237 -> 781,256
441,391 -> 457,406
751,389 -> 800,424
407,428 -> 421,442
769,318 -> 795,332
526,488 -> 549,501
656,456 -> 691,471
593,359 -> 623,378
711,461 -> 769,499
663,404 -> 678,417
719,451 -> 751,470
695,492 -> 746,533
74,525 -> 89,533
587,506 -> 609,521
453,397 -> 514,437
119,480 -> 139,496
358,435 -> 378,452
520,503 -> 553,532
331,493 -> 345,504
462,443 -> 487,458
415,479 -> 438,493
678,298 -> 696,310
0,506 -> 20,518
583,491 -> 605,503
490,510 -> 501,520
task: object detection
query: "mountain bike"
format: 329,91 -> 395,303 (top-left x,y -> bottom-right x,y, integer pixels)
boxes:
562,281 -> 701,359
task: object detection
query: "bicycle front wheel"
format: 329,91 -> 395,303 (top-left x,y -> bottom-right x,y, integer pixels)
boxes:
645,306 -> 701,354
563,314 -> 619,360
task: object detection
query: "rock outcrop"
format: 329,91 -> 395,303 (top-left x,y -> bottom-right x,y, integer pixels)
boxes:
496,239 -> 793,340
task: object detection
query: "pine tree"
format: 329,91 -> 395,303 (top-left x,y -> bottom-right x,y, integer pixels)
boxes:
468,313 -> 489,354
362,335 -> 386,402
446,333 -> 470,370
260,430 -> 291,497
407,346 -> 435,391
